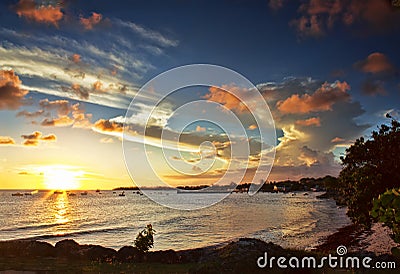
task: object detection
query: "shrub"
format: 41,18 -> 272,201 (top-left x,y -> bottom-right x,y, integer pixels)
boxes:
134,224 -> 155,252
337,117 -> 400,226
370,188 -> 400,243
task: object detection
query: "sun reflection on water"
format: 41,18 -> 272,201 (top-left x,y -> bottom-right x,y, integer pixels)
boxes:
53,193 -> 70,225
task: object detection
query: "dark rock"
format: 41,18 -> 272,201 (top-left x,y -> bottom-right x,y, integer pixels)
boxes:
0,240 -> 55,258
117,246 -> 144,262
189,238 -> 295,273
54,239 -> 117,261
25,241 -> 55,257
145,249 -> 179,264
78,244 -> 117,261
55,239 -> 81,259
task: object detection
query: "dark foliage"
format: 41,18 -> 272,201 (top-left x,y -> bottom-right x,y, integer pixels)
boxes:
134,224 -> 155,253
338,117 -> 400,226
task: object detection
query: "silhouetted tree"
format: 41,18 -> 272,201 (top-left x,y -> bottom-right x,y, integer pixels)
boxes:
134,224 -> 155,252
338,117 -> 400,226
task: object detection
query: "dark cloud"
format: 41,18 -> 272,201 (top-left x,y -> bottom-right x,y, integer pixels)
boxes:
361,79 -> 386,96
61,84 -> 90,99
39,99 -> 71,116
290,0 -> 400,38
16,110 -> 45,118
21,131 -> 56,146
268,0 -> 285,10
0,69 -> 28,110
257,77 -> 368,180
93,119 -> 124,132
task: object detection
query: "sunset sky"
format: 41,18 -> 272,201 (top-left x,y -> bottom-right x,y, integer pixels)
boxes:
0,0 -> 399,190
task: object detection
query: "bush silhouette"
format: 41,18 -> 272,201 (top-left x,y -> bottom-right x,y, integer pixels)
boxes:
134,224 -> 155,252
337,116 -> 400,226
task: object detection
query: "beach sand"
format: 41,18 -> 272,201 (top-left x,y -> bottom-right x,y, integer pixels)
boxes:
316,222 -> 400,255
353,223 -> 400,255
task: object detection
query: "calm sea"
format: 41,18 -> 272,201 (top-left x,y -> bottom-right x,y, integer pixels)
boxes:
0,190 -> 350,251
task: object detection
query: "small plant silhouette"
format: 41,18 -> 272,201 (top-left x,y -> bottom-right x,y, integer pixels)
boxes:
134,224 -> 155,252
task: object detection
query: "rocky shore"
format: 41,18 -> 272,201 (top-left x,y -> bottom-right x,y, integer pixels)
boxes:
1,235 -> 399,273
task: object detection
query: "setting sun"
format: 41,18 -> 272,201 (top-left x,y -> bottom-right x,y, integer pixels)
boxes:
41,166 -> 82,190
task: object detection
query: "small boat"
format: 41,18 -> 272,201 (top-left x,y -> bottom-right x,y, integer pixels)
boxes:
119,191 -> 125,197
68,193 -> 76,196
53,190 -> 63,194
95,189 -> 101,193
11,192 -> 24,197
81,191 -> 88,196
24,192 -> 32,196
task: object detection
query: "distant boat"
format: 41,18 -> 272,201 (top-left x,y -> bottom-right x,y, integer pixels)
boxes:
81,191 -> 88,196
119,191 -> 125,197
11,192 -> 24,197
68,193 -> 76,196
53,191 -> 63,194
95,189 -> 101,193
24,192 -> 32,196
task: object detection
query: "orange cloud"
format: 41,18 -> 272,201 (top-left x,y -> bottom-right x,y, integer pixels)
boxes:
196,125 -> 206,132
0,69 -> 28,110
0,136 -> 15,145
15,0 -> 63,27
80,12 -> 102,30
71,103 -> 93,129
295,117 -> 321,127
21,131 -> 56,146
93,81 -> 103,91
355,52 -> 394,74
38,99 -> 92,128
41,134 -> 56,141
248,124 -> 258,130
331,137 -> 345,143
41,116 -> 74,127
204,85 -> 248,113
276,81 -> 350,114
71,54 -> 81,64
94,119 -> 124,132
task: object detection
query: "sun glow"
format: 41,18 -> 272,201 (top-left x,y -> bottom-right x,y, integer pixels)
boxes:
41,165 -> 82,190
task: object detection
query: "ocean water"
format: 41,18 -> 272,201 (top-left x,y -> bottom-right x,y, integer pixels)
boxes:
0,190 -> 350,251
